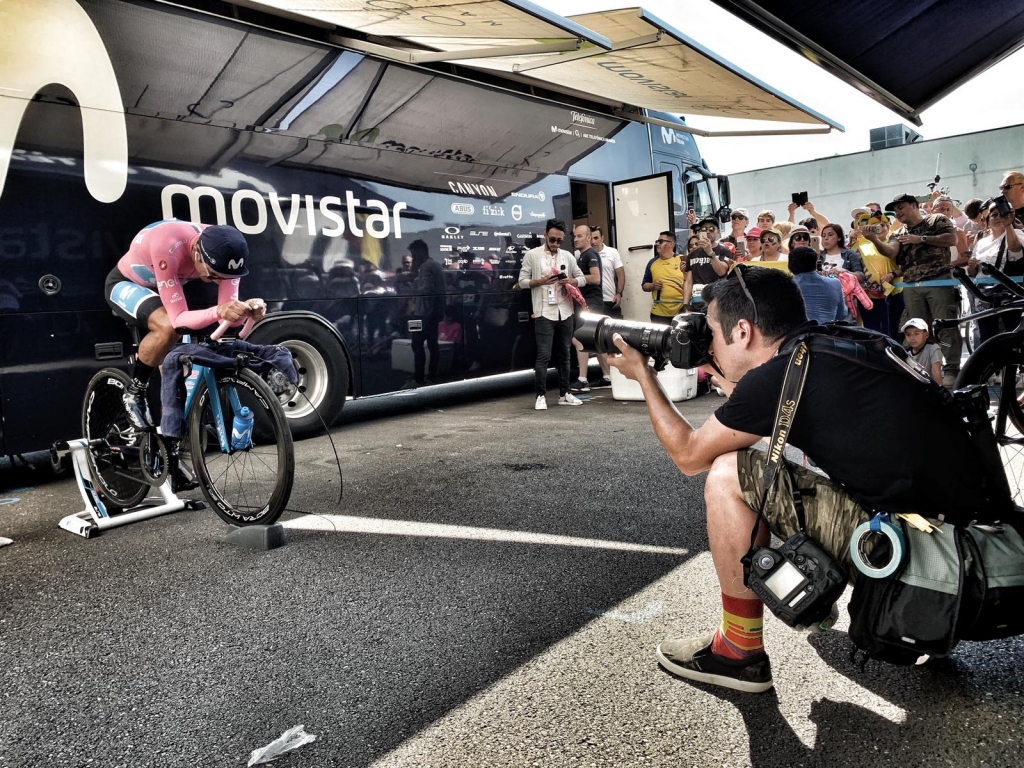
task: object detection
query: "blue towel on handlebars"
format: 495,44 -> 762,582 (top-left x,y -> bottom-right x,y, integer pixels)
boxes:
160,340 -> 297,439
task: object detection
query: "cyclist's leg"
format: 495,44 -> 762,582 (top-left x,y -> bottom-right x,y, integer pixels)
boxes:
104,268 -> 176,427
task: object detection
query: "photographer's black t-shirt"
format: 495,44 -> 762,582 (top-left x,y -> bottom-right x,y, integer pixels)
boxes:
715,328 -> 990,518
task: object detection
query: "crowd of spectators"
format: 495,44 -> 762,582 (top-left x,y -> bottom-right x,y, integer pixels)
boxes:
669,169 -> 1024,388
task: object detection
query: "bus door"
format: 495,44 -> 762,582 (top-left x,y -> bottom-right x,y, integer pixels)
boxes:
612,172 -> 672,322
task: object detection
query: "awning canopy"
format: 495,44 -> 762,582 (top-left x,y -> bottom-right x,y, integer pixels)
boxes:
707,0 -> 1024,126
232,1 -> 843,134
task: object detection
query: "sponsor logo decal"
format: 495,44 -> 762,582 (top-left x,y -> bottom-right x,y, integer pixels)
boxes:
492,230 -> 512,237
451,203 -> 474,215
162,185 -> 408,239
571,111 -> 596,126
529,211 -> 546,219
482,204 -> 505,217
511,205 -> 523,222
447,181 -> 498,198
159,260 -> 168,271
468,230 -> 490,237
0,0 -> 128,203
442,226 -> 463,240
510,190 -> 546,202
439,244 -> 453,252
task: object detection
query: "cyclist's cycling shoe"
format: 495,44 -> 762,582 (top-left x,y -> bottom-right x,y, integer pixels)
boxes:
122,383 -> 152,430
169,456 -> 199,493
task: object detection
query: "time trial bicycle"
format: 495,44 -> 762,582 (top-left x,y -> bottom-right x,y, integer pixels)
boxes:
939,263 -> 1024,504
80,318 -> 294,526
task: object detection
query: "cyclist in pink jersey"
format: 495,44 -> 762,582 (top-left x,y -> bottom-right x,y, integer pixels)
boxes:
104,220 -> 265,430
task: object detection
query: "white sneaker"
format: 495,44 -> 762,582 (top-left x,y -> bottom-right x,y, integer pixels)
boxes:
534,396 -> 548,410
558,392 -> 583,406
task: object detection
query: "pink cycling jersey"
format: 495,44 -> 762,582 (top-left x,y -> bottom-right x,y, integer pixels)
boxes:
116,220 -> 241,330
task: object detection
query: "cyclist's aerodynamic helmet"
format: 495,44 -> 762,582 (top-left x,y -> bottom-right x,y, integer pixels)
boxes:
198,225 -> 249,277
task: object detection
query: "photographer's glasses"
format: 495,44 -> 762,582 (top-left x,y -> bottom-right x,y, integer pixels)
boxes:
547,236 -> 563,243
760,235 -> 780,246
729,265 -> 759,325
696,226 -> 717,233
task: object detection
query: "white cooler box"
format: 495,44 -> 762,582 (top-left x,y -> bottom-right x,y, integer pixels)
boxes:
391,339 -> 455,375
610,364 -> 698,402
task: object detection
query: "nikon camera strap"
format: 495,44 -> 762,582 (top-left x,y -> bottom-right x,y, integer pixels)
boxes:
741,340 -> 811,582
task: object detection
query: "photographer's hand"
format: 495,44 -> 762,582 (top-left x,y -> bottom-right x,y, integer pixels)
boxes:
607,333 -> 652,383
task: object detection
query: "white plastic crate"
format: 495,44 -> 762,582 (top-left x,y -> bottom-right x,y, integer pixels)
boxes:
610,364 -> 698,402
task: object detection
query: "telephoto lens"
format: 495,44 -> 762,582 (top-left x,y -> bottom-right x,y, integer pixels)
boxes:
574,312 -> 670,356
574,312 -> 712,370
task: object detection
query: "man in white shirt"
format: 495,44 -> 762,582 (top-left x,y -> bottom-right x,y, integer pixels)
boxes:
518,218 -> 586,410
590,225 -> 624,388
591,225 -> 625,318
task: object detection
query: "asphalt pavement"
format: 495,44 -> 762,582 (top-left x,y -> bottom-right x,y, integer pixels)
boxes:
2,379 -> 1023,768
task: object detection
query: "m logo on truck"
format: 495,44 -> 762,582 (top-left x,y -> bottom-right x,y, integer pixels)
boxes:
0,0 -> 128,203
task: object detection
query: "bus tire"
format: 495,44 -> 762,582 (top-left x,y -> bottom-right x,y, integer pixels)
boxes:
250,318 -> 349,437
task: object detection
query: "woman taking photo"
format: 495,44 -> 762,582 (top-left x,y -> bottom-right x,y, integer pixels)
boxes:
819,223 -> 864,276
968,201 -> 1024,342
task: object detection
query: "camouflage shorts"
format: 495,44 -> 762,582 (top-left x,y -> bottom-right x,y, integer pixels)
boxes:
736,448 -> 872,575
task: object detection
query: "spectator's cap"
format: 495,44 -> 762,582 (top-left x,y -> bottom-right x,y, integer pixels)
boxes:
885,193 -> 920,212
731,208 -> 749,220
198,225 -> 249,276
695,216 -> 720,230
853,207 -> 889,226
851,206 -> 871,221
787,225 -> 812,247
745,226 -> 763,239
901,317 -> 929,333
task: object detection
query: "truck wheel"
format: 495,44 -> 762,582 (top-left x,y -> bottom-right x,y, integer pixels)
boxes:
250,319 -> 349,438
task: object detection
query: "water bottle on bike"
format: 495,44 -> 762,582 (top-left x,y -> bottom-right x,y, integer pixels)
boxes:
231,406 -> 254,450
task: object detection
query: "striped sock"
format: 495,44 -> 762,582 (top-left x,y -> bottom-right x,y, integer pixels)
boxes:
711,593 -> 764,660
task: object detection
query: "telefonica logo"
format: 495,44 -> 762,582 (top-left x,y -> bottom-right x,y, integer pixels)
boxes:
0,0 -> 128,202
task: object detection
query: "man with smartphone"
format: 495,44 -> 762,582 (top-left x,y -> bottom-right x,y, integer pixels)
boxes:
683,216 -> 731,306
787,192 -> 830,230
518,218 -> 586,410
865,193 -> 960,385
998,171 -> 1024,223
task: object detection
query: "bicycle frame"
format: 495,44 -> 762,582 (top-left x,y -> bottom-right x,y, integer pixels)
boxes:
183,363 -> 244,454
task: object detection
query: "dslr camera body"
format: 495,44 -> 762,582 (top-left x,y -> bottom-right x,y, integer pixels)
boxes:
746,532 -> 848,628
574,312 -> 712,371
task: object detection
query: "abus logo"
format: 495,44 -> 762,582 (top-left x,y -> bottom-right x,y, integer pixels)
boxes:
161,185 -> 407,239
0,0 -> 128,203
451,203 -> 474,215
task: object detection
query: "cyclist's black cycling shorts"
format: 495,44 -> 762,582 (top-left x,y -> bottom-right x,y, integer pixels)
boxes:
104,266 -> 162,330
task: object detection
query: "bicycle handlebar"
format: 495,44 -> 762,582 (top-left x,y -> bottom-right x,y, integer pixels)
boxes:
210,316 -> 256,342
979,262 -> 1024,298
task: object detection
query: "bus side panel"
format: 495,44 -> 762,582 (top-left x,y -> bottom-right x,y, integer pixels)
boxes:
0,310 -> 131,455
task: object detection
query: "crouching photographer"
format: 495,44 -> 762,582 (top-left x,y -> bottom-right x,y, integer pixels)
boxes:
580,266 -> 1006,693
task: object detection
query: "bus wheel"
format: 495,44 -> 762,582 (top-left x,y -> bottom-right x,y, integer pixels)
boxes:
251,319 -> 349,438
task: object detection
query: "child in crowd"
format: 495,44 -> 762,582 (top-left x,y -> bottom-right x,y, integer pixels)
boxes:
902,318 -> 942,386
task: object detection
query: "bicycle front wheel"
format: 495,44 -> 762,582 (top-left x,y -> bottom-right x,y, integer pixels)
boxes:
81,368 -> 149,510
956,340 -> 1024,504
188,368 -> 294,525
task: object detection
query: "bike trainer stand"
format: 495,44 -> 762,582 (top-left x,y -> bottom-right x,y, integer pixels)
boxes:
54,438 -> 204,538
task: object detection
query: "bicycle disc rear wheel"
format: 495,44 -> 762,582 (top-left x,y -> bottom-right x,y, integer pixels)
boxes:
188,368 -> 294,525
956,349 -> 1024,504
81,369 -> 149,510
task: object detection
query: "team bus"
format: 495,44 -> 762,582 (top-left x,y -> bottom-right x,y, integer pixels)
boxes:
0,0 -> 837,457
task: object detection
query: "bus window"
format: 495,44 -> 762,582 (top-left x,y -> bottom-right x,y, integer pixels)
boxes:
684,170 -> 714,221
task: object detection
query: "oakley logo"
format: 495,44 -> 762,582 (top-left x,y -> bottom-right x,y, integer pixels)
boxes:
0,0 -> 128,203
